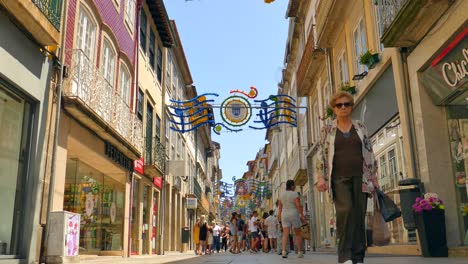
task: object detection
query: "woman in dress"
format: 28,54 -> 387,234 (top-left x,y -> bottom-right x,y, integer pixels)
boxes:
198,215 -> 208,255
193,217 -> 200,255
315,91 -> 379,264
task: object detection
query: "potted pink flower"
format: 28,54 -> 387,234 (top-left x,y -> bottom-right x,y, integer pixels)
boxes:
412,193 -> 447,257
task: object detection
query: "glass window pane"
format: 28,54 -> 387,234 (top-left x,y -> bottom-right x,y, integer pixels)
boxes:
0,86 -> 29,256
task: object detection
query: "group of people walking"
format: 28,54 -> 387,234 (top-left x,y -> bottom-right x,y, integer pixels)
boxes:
192,92 -> 381,264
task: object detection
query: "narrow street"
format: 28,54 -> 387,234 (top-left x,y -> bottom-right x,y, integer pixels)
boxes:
79,251 -> 468,264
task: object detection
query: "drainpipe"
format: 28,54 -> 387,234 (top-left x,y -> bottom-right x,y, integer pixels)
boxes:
41,0 -> 68,261
399,47 -> 420,181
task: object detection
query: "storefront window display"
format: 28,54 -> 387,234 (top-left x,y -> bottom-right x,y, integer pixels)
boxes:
131,177 -> 140,254
142,185 -> 150,254
447,110 -> 468,245
152,189 -> 159,254
372,116 -> 414,244
64,160 -> 126,253
0,84 -> 32,256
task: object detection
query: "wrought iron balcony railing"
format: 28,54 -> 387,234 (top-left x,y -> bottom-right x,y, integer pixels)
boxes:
32,0 -> 63,30
145,138 -> 167,173
63,49 -> 143,153
376,0 -> 408,36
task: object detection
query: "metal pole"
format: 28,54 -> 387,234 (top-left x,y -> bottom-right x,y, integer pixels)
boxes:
42,0 -> 68,261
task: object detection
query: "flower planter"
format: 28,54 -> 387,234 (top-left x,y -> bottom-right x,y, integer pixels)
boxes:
415,209 -> 448,257
366,53 -> 380,69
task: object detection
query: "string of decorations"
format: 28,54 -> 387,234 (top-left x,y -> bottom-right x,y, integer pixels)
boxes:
168,86 -> 298,134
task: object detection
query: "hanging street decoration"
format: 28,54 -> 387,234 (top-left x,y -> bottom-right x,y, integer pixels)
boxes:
168,93 -> 218,133
250,94 -> 297,130
167,86 -> 298,135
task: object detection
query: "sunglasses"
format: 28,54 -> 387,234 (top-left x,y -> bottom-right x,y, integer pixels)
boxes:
334,102 -> 353,108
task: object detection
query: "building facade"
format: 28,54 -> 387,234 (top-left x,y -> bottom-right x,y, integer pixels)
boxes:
0,0 -> 64,263
52,0 -> 142,258
276,0 -> 468,256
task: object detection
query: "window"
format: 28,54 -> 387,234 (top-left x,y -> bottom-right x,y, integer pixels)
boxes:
172,69 -> 178,100
388,149 -> 397,188
156,47 -> 163,83
374,3 -> 385,52
137,89 -> 144,120
149,30 -> 155,70
177,135 -> 182,158
102,39 -> 116,85
125,0 -> 135,29
0,85 -> 33,256
166,52 -> 172,93
379,155 -> 387,179
140,10 -> 147,51
155,114 -> 161,140
119,63 -> 131,106
181,142 -> 186,161
313,101 -> 320,142
337,52 -> 349,85
76,6 -> 97,60
354,19 -> 368,74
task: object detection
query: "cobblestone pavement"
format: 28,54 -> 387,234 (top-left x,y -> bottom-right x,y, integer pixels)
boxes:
79,251 -> 468,264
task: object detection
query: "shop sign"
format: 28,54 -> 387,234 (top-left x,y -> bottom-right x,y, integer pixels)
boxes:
104,141 -> 133,172
134,157 -> 144,174
420,27 -> 468,105
187,197 -> 197,209
153,177 -> 163,189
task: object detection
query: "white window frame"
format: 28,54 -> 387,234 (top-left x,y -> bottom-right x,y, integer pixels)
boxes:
119,62 -> 131,106
101,38 -> 117,86
166,51 -> 172,94
124,0 -> 135,31
337,51 -> 349,86
353,18 -> 368,74
374,3 -> 385,52
76,5 -> 97,61
313,100 -> 320,143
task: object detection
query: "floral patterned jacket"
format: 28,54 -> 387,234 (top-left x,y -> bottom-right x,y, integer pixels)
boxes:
314,119 -> 378,198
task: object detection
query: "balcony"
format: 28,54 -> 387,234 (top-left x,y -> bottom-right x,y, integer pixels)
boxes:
297,26 -> 325,97
63,49 -> 143,160
291,147 -> 307,186
144,138 -> 166,176
315,0 -> 354,47
1,0 -> 62,45
377,0 -> 452,47
193,177 -> 202,201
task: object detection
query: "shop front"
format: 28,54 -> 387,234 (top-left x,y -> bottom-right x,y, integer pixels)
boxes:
130,165 -> 162,256
57,113 -> 135,257
64,159 -> 126,254
352,65 -> 411,246
419,25 -> 468,246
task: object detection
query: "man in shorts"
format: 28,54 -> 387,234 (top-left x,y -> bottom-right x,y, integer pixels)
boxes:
248,211 -> 259,253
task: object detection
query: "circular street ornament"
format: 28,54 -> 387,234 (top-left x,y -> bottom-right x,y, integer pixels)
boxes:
220,96 -> 252,127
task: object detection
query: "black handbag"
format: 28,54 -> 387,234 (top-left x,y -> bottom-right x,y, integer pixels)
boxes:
376,189 -> 401,222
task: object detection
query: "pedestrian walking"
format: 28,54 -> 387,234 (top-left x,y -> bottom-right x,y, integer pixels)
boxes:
315,91 -> 380,264
193,217 -> 200,255
229,212 -> 239,254
212,221 -> 221,253
265,210 -> 279,252
207,227 -> 213,255
237,214 -> 245,252
278,180 -> 306,259
221,227 -> 228,252
198,215 -> 208,255
248,211 -> 259,253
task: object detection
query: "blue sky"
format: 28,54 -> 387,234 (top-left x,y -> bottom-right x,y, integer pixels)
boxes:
164,0 -> 289,187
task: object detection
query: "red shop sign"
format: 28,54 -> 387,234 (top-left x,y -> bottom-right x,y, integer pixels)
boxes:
134,158 -> 144,174
153,177 -> 163,190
